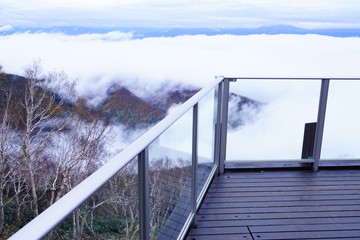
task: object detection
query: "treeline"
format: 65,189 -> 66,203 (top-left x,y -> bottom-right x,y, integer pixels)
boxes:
0,61 -> 112,238
0,62 -> 192,239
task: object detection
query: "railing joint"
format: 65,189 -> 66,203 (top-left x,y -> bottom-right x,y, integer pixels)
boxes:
224,77 -> 238,82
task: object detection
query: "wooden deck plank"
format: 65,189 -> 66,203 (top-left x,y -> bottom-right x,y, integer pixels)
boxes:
203,194 -> 360,202
187,169 -> 360,240
250,230 -> 360,240
225,160 -> 360,170
210,181 -> 360,188
186,234 -> 253,240
208,184 -> 360,193
191,224 -> 360,235
206,189 -> 360,198
196,210 -> 360,221
211,175 -> 360,183
215,172 -> 360,178
195,217 -> 360,228
198,205 -> 360,214
200,200 -> 360,209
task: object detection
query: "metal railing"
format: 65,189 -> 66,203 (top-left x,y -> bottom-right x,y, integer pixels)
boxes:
9,77 -> 360,240
9,76 -> 230,240
225,77 -> 360,170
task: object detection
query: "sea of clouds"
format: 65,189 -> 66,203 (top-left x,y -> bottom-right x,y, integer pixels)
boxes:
1,32 -> 360,160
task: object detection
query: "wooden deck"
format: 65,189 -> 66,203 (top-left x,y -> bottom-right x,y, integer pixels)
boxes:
186,169 -> 360,240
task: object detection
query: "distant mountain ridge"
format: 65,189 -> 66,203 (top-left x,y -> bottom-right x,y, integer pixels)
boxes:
98,84 -> 200,128
0,72 -> 199,128
0,72 -> 263,129
2,25 -> 360,38
100,86 -> 166,128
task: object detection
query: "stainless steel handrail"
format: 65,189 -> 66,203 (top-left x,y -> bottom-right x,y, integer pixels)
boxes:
223,77 -> 360,80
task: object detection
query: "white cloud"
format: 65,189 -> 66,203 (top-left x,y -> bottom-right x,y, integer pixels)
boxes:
1,32 -> 360,96
0,24 -> 13,32
1,32 -> 360,159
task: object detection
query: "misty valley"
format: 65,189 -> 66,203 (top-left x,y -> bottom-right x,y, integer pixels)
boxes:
0,63 -> 262,239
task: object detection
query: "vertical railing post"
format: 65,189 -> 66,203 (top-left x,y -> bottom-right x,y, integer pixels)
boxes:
138,148 -> 150,240
312,79 -> 330,171
191,104 -> 198,225
214,80 -> 223,176
219,78 -> 231,174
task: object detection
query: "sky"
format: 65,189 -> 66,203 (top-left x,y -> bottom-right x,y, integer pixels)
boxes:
1,0 -> 360,29
1,0 -> 360,160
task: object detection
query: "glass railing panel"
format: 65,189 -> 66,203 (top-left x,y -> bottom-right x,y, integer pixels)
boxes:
227,79 -> 321,161
148,110 -> 192,239
322,80 -> 360,159
197,88 -> 216,199
47,158 -> 139,240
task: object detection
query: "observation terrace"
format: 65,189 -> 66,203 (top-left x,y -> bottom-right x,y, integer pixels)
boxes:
9,77 -> 360,240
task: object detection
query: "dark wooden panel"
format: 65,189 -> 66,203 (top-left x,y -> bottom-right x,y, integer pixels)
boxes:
301,122 -> 317,159
187,169 -> 360,240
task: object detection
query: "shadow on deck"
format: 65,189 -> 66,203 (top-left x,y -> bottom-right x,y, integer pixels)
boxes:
186,168 -> 360,240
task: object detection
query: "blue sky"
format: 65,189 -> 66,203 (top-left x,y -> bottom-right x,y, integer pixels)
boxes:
1,0 -> 360,29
